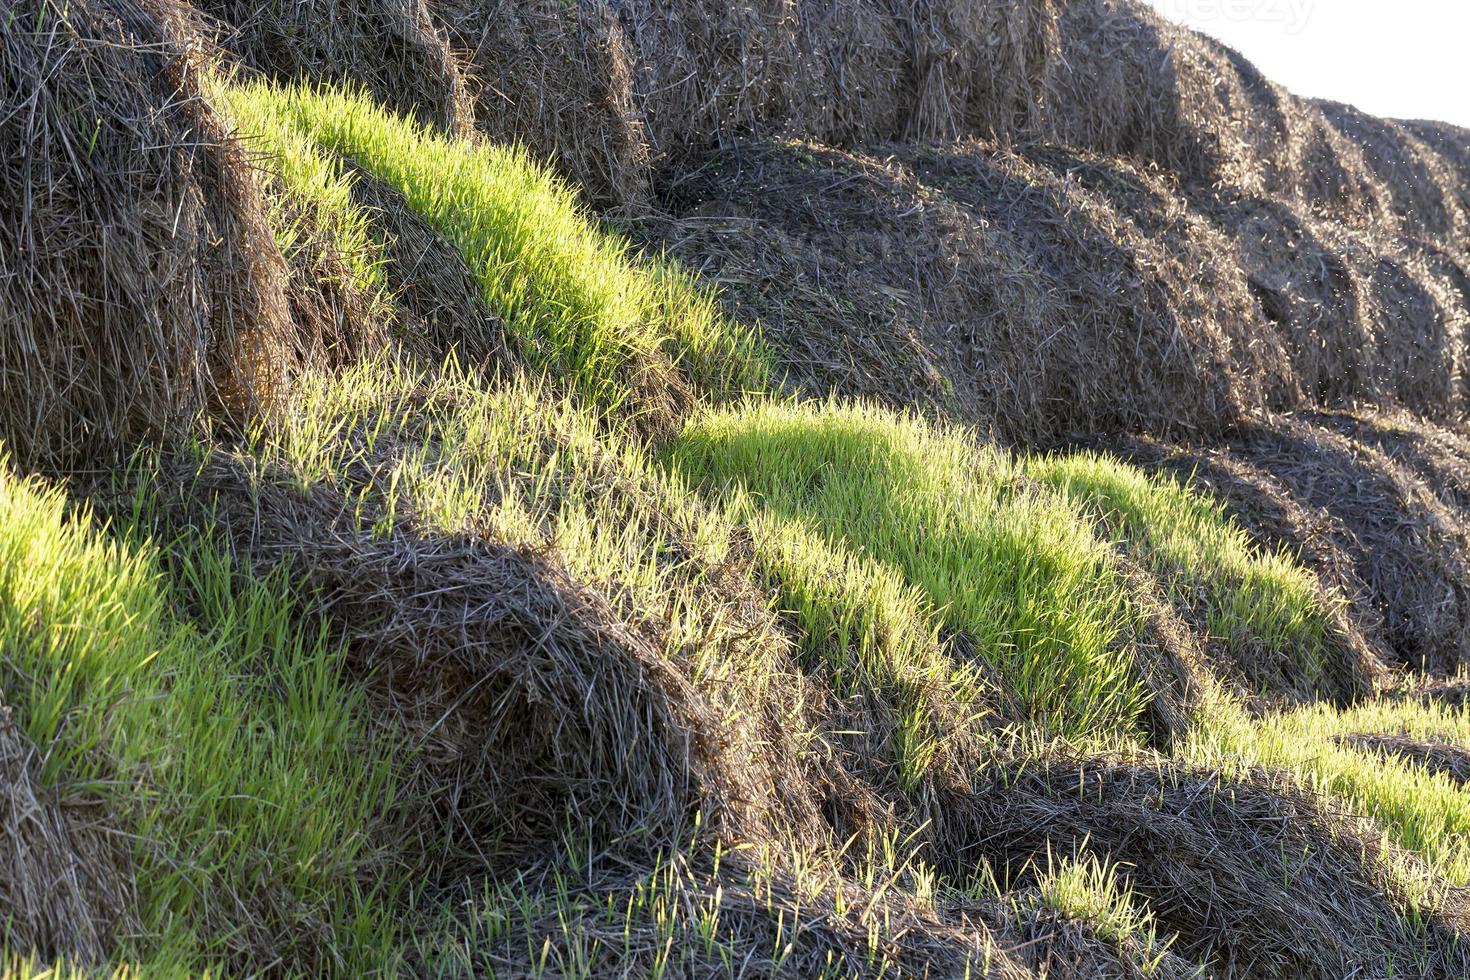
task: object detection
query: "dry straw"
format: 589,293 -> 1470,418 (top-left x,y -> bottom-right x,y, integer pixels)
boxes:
0,0 -> 296,472
0,703 -> 136,966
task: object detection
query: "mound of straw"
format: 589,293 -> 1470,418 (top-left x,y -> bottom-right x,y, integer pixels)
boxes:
0,0 -> 295,471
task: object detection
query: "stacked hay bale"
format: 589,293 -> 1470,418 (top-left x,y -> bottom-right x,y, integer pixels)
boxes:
0,0 -> 297,471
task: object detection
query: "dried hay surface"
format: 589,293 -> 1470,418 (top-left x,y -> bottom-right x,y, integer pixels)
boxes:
345,166 -> 512,367
1317,100 -> 1468,241
426,0 -> 1062,206
647,138 -> 1293,445
192,0 -> 475,135
0,703 -> 135,967
948,753 -> 1470,979
0,0 -> 295,472
1340,733 -> 1470,787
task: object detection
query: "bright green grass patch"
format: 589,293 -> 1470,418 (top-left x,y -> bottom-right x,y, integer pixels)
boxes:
1185,697 -> 1470,896
0,461 -> 399,972
670,398 -> 1148,742
223,80 -> 770,418
741,507 -> 992,788
214,80 -> 388,303
1026,453 -> 1343,699
1,961 -> 150,980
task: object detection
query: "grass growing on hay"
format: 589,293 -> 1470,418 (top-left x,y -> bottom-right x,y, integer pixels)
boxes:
1187,697 -> 1470,896
222,80 -> 770,418
669,398 -> 1150,742
1025,453 -> 1342,697
215,81 -> 388,303
0,460 -> 400,971
741,510 -> 993,788
11,66 -> 1470,976
1022,849 -> 1171,962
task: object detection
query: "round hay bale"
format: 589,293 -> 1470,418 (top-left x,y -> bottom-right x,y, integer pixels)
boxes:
0,0 -> 295,473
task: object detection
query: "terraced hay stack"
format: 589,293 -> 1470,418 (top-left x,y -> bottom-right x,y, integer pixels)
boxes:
0,0 -> 294,471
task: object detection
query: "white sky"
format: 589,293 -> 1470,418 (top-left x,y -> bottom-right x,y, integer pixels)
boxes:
1140,0 -> 1470,128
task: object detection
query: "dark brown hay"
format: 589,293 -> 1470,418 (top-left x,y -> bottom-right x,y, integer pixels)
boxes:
1044,0 -> 1270,191
940,753 -> 1470,979
0,0 -> 296,473
0,702 -> 136,967
193,0 -> 475,136
345,165 -> 513,368
421,0 -> 1065,206
1339,734 -> 1470,787
1317,100 -> 1468,241
1119,413 -> 1470,676
1118,559 -> 1214,749
650,138 -> 1292,445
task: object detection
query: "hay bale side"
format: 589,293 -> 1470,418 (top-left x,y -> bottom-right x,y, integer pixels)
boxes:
0,704 -> 136,967
940,754 -> 1470,979
195,0 -> 475,136
430,0 -> 652,208
0,0 -> 295,472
